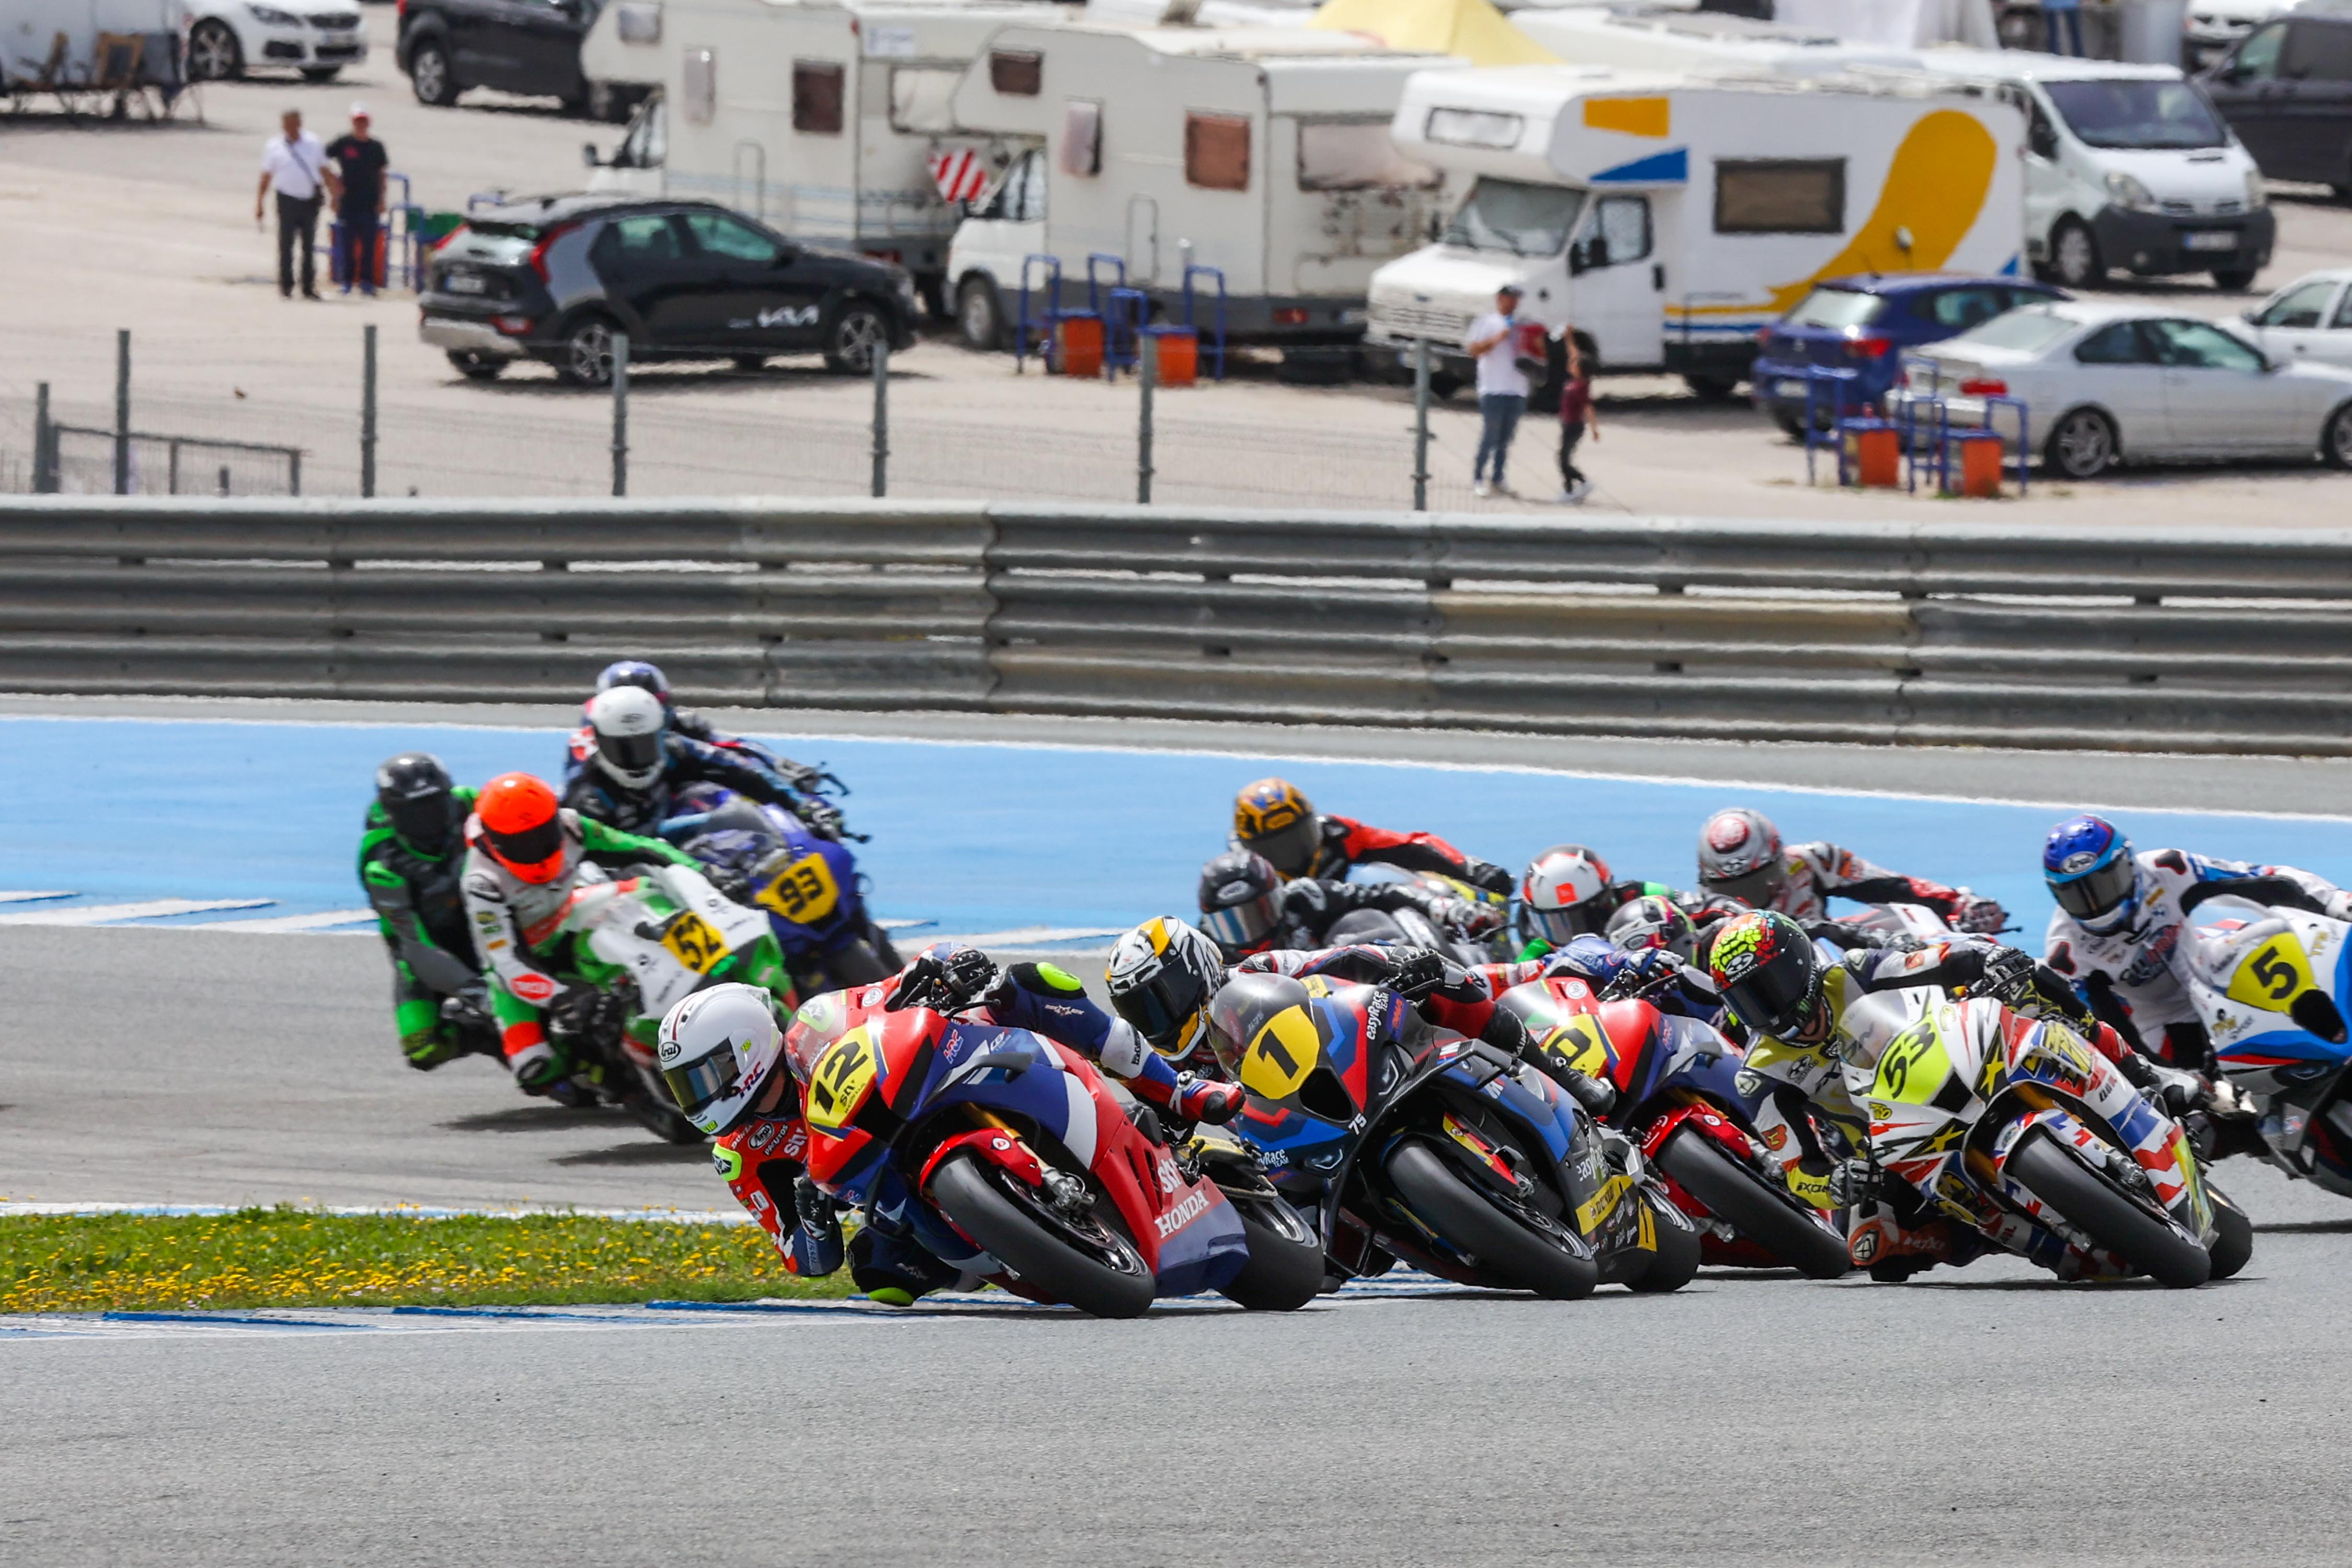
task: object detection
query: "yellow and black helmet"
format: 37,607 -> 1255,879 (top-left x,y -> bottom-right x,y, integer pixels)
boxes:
1233,777 -> 1321,877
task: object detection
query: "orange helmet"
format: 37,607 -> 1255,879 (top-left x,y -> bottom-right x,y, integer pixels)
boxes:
1232,777 -> 1319,877
475,772 -> 570,884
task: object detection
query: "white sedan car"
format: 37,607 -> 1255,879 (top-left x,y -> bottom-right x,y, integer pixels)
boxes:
2242,268 -> 2352,374
187,0 -> 368,83
1906,301 -> 2352,479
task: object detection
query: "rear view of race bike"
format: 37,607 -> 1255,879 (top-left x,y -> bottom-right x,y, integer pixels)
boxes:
1844,990 -> 2250,1287
1494,971 -> 1852,1278
1218,973 -> 1696,1300
660,785 -> 900,994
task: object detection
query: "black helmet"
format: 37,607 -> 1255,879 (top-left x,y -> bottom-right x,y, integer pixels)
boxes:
1707,910 -> 1826,1040
374,752 -> 459,853
1605,894 -> 1697,963
1198,849 -> 1284,958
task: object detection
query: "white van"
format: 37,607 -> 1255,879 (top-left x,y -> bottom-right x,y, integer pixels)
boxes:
1365,67 -> 2024,394
582,0 -> 1066,310
941,24 -> 1461,350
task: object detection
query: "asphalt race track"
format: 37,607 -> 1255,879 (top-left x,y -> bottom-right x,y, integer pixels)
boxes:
7,700 -> 2352,1564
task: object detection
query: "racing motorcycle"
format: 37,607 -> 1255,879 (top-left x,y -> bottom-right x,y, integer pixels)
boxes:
791,984 -> 1322,1318
1223,974 -> 1697,1299
1332,867 -> 1513,964
545,863 -> 794,1145
658,783 -> 899,995
1493,970 -> 1853,1278
2173,891 -> 2352,1201
1842,988 -> 2250,1286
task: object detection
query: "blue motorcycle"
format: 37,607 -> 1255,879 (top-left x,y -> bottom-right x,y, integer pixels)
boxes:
659,783 -> 900,993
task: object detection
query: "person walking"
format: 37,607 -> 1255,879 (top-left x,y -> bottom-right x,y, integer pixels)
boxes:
1554,332 -> 1599,504
326,104 -> 391,296
255,108 -> 335,300
2040,0 -> 2084,56
1462,284 -> 1532,499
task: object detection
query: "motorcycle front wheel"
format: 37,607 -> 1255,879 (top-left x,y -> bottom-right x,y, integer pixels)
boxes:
2009,1132 -> 2210,1289
927,1154 -> 1156,1319
1622,1187 -> 1702,1295
2206,1181 -> 2254,1281
1385,1139 -> 1598,1300
1656,1125 -> 1853,1279
1216,1190 -> 1325,1312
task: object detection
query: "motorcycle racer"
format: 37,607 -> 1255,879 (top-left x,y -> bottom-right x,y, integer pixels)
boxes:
1231,777 -> 1512,893
1512,844 -> 1733,961
562,686 -> 845,840
359,753 -> 491,1070
561,660 -> 834,795
1697,806 -> 2007,934
1196,847 -> 1498,962
2041,813 -> 2352,1069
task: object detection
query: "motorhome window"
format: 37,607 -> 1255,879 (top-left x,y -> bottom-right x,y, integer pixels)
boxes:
2284,20 -> 2352,80
794,61 -> 846,134
1586,194 -> 1651,266
991,50 -> 1042,96
1186,113 -> 1251,191
685,212 -> 781,264
682,49 -> 715,126
1714,160 -> 1843,235
1063,100 -> 1102,176
1442,178 -> 1585,258
1954,308 -> 2076,354
2252,280 -> 2338,328
2233,23 -> 2285,79
891,66 -> 961,133
1424,108 -> 1521,149
615,2 -> 660,44
2039,79 -> 2224,150
1784,286 -> 1884,329
1297,120 -> 1438,191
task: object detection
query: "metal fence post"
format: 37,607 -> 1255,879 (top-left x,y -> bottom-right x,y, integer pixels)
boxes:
33,382 -> 53,494
361,324 -> 378,499
1137,332 -> 1155,504
610,331 -> 629,498
1412,336 -> 1431,512
113,329 -> 131,496
871,339 -> 889,499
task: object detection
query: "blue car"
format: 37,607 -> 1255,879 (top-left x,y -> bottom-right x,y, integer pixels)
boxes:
1750,273 -> 2068,435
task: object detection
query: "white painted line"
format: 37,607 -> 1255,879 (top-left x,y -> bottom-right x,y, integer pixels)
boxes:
185,908 -> 379,933
929,926 -> 1127,947
0,890 -> 75,904
0,897 -> 276,927
875,918 -> 937,931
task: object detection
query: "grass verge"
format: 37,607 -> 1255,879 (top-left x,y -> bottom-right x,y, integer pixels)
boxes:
0,1208 -> 857,1313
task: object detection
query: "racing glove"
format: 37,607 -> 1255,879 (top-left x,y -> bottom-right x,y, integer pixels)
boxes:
1440,898 -> 1504,938
793,1175 -> 838,1230
1465,859 -> 1515,897
1826,1158 -> 1881,1210
702,861 -> 754,905
1174,1074 -> 1246,1125
1974,945 -> 2040,1010
1382,946 -> 1449,1002
1952,894 -> 2010,935
799,801 -> 847,841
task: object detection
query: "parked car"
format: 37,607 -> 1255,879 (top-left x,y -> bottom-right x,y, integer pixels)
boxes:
2243,267 -> 2352,369
186,0 -> 366,82
2201,5 -> 2352,194
2185,0 -> 2295,67
396,0 -> 645,119
417,194 -> 919,386
1750,274 -> 2068,437
1905,300 -> 2352,478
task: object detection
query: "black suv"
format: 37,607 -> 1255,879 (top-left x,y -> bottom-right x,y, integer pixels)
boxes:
2204,6 -> 2352,194
396,0 -> 643,120
418,194 -> 921,386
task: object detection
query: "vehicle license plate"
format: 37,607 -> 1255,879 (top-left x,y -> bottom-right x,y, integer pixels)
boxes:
2184,230 -> 2238,252
447,272 -> 488,294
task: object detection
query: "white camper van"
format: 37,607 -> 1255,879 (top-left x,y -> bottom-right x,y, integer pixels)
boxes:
583,0 -> 1066,308
1364,67 -> 2024,394
941,25 -> 1462,350
577,0 -> 666,123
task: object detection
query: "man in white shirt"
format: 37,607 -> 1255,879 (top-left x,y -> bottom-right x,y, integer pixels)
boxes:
1461,284 -> 1531,499
255,109 -> 339,300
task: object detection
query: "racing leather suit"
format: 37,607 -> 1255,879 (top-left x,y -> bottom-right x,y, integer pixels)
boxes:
458,807 -> 701,1080
1542,935 -> 1726,1025
1245,875 -> 1484,956
562,732 -> 835,838
1753,843 -> 2001,932
1513,882 -> 1735,962
1248,815 -> 1513,894
563,711 -> 825,791
2043,849 -> 2352,1068
1237,946 -> 1549,1052
358,786 -> 484,1068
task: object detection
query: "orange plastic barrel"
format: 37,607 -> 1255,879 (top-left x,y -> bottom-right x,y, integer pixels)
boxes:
1150,329 -> 1198,387
1057,315 -> 1103,378
1848,424 -> 1900,488
1955,431 -> 2004,498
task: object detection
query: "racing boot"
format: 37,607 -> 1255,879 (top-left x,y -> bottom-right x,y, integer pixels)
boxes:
508,1038 -> 572,1098
849,1219 -> 963,1307
401,1025 -> 464,1072
1847,1201 -> 1977,1283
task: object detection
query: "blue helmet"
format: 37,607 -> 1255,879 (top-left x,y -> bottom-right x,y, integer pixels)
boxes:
2044,814 -> 2139,931
595,660 -> 673,712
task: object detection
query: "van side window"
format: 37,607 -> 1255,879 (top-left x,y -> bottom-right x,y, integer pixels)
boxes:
793,61 -> 844,135
1575,195 -> 1650,268
990,50 -> 1042,96
2025,100 -> 2060,160
1185,112 -> 1251,191
2284,20 -> 2352,80
1714,159 -> 1843,234
2234,22 -> 2286,80
1062,100 -> 1102,177
682,48 -> 715,126
2073,321 -> 2153,365
990,148 -> 1047,222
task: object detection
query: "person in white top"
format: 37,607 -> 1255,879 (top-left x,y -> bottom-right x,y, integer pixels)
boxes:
255,109 -> 340,299
1461,284 -> 1531,499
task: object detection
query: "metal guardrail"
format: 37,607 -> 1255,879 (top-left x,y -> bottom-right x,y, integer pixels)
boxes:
0,497 -> 2347,755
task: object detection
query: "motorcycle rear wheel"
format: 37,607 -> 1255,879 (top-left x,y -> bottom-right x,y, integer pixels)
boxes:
1657,1125 -> 1853,1279
927,1154 -> 1156,1319
2009,1132 -> 2210,1289
1385,1139 -> 1598,1300
1622,1188 -> 1702,1294
1216,1191 -> 1325,1312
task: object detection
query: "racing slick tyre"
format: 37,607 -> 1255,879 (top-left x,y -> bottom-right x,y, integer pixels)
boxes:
2206,1182 -> 2253,1281
2320,400 -> 2352,469
1216,1191 -> 1325,1312
2009,1131 -> 2210,1288
408,39 -> 458,107
1385,1138 -> 1598,1300
1622,1187 -> 1702,1294
2045,406 -> 2118,480
927,1153 -> 1156,1319
823,302 -> 890,375
1656,1125 -> 1853,1279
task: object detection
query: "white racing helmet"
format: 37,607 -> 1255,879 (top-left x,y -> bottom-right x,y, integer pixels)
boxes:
1519,844 -> 1613,946
587,684 -> 668,789
656,983 -> 783,1137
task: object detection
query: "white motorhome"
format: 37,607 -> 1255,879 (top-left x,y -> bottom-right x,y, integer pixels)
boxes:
583,0 -> 1067,307
1364,67 -> 2024,394
1514,9 -> 2276,291
941,25 -> 1462,350
578,0 -> 667,122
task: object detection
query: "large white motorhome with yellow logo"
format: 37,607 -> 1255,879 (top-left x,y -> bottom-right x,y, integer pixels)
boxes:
1363,66 -> 2024,395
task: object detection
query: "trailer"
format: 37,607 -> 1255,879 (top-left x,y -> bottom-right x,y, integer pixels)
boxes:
1363,66 -> 2024,394
941,23 -> 1463,350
